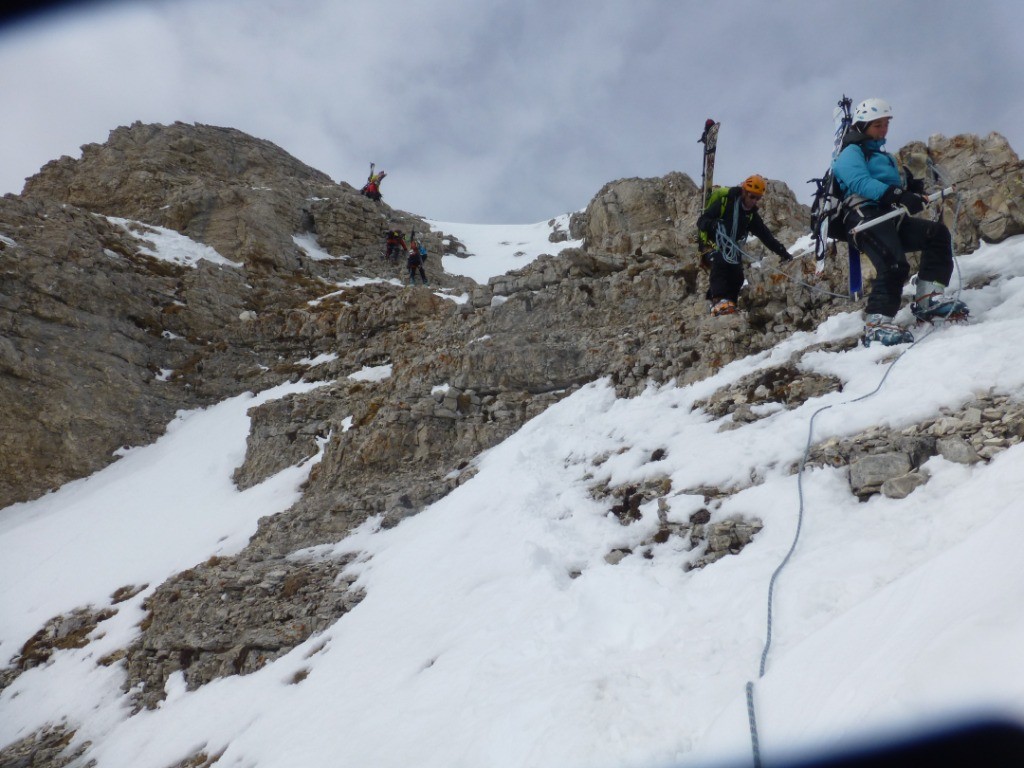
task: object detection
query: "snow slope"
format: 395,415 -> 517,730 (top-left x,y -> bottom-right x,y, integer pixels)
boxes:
2,222 -> 1024,767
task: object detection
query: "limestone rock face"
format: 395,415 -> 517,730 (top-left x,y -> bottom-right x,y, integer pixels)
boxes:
582,172 -> 702,256
0,195 -> 196,506
22,121 -> 433,270
578,171 -> 809,262
3,121 -> 469,509
2,121 -> 1023,763
897,131 -> 1024,252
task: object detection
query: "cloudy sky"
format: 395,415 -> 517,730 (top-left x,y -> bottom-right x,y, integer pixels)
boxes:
2,0 -> 1022,223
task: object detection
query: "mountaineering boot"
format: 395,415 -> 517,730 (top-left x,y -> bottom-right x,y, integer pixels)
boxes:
710,299 -> 738,316
862,313 -> 914,347
911,281 -> 969,322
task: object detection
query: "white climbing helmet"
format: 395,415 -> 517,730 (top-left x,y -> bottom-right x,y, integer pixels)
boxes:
854,98 -> 893,125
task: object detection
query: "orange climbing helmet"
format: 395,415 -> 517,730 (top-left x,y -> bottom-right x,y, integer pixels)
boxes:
741,174 -> 767,196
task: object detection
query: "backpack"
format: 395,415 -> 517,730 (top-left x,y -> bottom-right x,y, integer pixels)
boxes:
809,142 -> 879,259
697,185 -> 731,249
808,96 -> 858,261
706,185 -> 729,213
809,170 -> 848,257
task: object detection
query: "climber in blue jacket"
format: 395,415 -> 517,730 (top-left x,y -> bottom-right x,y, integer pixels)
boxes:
833,97 -> 967,346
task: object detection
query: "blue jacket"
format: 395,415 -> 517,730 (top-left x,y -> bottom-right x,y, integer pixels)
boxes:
832,134 -> 901,203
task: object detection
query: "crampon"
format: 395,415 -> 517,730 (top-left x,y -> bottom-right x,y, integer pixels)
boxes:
862,320 -> 914,347
911,294 -> 970,324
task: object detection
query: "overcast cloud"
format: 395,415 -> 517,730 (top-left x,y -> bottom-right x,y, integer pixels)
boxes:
2,0 -> 1021,223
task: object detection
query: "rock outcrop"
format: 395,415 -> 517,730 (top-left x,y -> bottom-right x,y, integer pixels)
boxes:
897,131 -> 1024,252
2,121 -> 470,509
578,172 -> 808,260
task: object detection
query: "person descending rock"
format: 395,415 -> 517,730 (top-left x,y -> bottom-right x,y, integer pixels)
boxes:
384,229 -> 406,266
832,98 -> 968,347
360,167 -> 387,201
406,231 -> 428,286
697,174 -> 793,316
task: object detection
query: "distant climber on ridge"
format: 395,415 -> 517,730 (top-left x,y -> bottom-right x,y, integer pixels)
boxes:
406,231 -> 428,286
697,174 -> 793,316
360,163 -> 386,201
832,97 -> 968,346
384,229 -> 406,266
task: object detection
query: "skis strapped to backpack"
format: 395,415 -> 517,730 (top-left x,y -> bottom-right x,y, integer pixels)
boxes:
808,96 -> 863,299
696,119 -> 721,267
360,162 -> 376,195
699,118 -> 720,208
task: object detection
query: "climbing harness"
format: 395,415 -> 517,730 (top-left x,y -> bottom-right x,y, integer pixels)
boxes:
850,186 -> 955,237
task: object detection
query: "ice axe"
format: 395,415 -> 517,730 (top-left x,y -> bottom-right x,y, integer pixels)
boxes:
850,186 -> 955,235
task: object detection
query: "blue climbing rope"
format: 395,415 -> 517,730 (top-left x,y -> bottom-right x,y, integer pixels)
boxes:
738,180 -> 965,766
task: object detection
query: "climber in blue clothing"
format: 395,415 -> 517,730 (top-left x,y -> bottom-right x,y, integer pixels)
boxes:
406,231 -> 428,286
833,97 -> 968,346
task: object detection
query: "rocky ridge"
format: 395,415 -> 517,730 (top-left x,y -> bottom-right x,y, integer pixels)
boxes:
1,121 -> 1022,766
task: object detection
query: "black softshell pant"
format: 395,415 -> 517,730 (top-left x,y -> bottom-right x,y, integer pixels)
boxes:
705,250 -> 745,304
408,259 -> 427,284
851,213 -> 954,318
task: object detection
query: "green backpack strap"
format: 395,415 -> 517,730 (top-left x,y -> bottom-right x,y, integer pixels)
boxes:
698,186 -> 731,249
707,185 -> 730,211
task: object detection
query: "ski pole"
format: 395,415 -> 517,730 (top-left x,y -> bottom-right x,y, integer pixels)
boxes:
850,186 -> 955,234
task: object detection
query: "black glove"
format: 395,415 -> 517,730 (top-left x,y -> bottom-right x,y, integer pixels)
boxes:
879,185 -> 902,207
778,250 -> 793,262
905,169 -> 925,194
879,185 -> 925,214
898,190 -> 926,214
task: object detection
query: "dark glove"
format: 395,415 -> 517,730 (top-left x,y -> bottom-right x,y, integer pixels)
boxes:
905,170 -> 925,194
898,190 -> 926,214
778,250 -> 793,262
879,185 -> 902,207
879,185 -> 925,214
